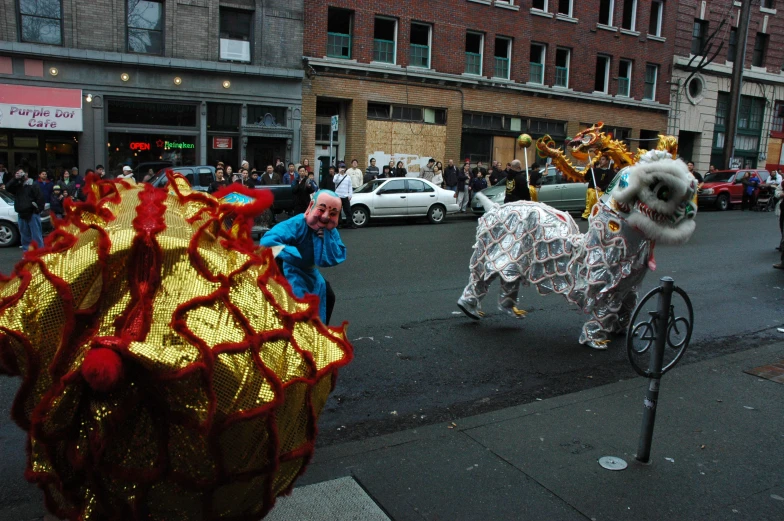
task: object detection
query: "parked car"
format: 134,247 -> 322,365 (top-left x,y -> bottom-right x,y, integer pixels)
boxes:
698,169 -> 770,211
349,178 -> 459,227
0,190 -> 52,247
133,161 -> 173,181
150,165 -> 216,192
471,166 -> 590,215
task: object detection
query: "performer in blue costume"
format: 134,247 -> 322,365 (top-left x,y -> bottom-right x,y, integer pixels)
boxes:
260,190 -> 346,323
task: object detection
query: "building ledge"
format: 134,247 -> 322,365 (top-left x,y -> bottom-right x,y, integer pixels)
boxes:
674,54 -> 784,86
306,57 -> 668,112
619,28 -> 641,37
0,41 -> 304,79
494,1 -> 520,11
760,7 -> 777,14
531,9 -> 553,18
596,23 -> 618,32
647,35 -> 666,42
370,61 -> 402,69
467,0 -> 491,5
555,14 -> 578,23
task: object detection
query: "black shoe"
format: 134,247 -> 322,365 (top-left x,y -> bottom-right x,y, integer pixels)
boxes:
774,263 -> 784,270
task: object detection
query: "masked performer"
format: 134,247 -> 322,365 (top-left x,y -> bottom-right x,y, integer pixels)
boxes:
260,190 -> 346,324
0,174 -> 352,521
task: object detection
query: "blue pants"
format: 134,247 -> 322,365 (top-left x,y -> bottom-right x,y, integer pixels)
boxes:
18,214 -> 43,251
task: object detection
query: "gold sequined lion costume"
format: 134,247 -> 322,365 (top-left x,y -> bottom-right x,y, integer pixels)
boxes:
0,174 -> 353,520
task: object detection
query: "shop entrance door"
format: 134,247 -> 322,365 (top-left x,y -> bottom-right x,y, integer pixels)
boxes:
12,151 -> 40,175
246,138 -> 286,171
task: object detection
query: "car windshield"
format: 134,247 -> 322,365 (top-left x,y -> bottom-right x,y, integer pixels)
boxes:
704,171 -> 735,183
355,180 -> 386,193
0,191 -> 13,204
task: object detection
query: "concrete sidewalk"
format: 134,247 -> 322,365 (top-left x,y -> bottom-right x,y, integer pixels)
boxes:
7,342 -> 784,521
292,342 -> 784,521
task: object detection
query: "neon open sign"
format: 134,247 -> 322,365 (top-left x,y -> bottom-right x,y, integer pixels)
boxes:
130,142 -> 151,151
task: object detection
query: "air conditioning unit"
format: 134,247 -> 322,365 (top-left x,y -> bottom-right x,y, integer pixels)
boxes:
220,39 -> 251,62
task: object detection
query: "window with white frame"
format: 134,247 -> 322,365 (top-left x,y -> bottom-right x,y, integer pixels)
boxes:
494,37 -> 511,79
219,8 -> 252,63
594,55 -> 611,93
761,0 -> 775,8
644,63 -> 658,100
557,0 -> 572,16
465,32 -> 483,75
530,43 -> 546,84
532,0 -> 547,11
373,17 -> 397,64
495,0 -> 514,4
410,22 -> 431,68
648,0 -> 663,36
618,59 -> 632,97
621,0 -> 637,31
599,0 -> 614,25
555,48 -> 570,87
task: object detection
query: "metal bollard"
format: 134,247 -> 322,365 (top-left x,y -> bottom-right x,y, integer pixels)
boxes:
626,276 -> 693,464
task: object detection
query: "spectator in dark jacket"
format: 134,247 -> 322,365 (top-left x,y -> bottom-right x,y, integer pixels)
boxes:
320,166 -> 336,191
504,160 -> 532,204
379,165 -> 392,179
50,184 -> 65,218
36,170 -> 54,202
471,171 -> 488,193
208,168 -> 230,193
292,166 -> 316,215
6,168 -> 45,251
394,161 -> 407,178
444,160 -> 459,192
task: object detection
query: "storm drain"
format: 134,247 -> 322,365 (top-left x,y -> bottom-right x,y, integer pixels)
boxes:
744,360 -> 784,384
266,476 -> 390,521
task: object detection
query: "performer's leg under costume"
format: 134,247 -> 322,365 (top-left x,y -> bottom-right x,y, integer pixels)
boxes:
582,188 -> 602,219
325,280 -> 335,325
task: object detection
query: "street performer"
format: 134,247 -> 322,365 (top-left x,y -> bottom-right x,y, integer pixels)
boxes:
260,189 -> 346,324
581,153 -> 615,220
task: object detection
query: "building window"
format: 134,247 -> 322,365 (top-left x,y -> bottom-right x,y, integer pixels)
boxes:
532,0 -> 547,11
618,59 -> 632,97
557,0 -> 572,17
494,37 -> 511,79
19,0 -> 63,45
315,124 -> 338,142
107,99 -> 197,127
127,0 -> 164,55
761,0 -> 775,8
621,0 -> 637,30
327,8 -> 352,59
248,106 -> 286,127
555,48 -> 570,87
594,55 -> 610,93
728,27 -> 738,62
410,23 -> 431,68
599,0 -> 614,25
530,43 -> 545,84
752,32 -> 769,67
369,103 -> 446,125
648,0 -> 663,37
691,19 -> 708,56
465,32 -> 483,75
772,101 -> 784,134
373,17 -> 397,64
643,63 -> 658,101
207,103 -> 240,132
219,9 -> 252,63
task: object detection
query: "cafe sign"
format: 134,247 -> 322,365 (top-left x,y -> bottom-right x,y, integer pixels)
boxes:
0,84 -> 83,132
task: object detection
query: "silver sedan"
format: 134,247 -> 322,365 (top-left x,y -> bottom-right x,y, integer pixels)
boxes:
349,178 -> 460,228
471,167 -> 589,215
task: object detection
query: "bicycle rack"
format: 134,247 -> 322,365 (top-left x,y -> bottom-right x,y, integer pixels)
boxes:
626,276 -> 694,463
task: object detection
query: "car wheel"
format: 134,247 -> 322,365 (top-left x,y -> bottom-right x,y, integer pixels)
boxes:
716,194 -> 729,211
427,204 -> 446,224
352,206 -> 369,228
0,221 -> 20,247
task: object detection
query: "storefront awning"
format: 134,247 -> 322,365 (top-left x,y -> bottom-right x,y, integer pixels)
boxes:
0,84 -> 83,132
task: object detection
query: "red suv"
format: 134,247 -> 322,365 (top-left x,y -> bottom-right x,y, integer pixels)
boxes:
698,169 -> 770,211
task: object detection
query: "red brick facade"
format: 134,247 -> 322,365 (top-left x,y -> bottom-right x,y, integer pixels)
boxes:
302,0 -> 677,169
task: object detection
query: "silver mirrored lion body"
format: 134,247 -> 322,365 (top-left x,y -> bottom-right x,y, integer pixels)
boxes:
457,150 -> 697,349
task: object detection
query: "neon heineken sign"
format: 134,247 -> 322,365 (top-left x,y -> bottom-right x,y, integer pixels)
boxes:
164,141 -> 195,150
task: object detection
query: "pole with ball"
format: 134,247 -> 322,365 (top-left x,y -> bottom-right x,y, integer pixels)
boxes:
517,133 -> 532,184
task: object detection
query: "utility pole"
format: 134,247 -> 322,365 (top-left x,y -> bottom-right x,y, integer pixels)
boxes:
724,0 -> 752,169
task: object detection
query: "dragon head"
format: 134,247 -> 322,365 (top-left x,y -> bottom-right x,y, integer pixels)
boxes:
603,150 -> 697,244
567,122 -> 606,162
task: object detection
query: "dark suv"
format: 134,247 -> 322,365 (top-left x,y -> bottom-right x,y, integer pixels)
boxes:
150,166 -> 216,192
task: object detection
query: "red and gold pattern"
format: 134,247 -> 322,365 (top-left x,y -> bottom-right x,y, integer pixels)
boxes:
0,173 -> 353,520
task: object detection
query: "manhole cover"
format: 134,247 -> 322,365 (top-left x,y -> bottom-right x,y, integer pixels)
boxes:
598,456 -> 628,471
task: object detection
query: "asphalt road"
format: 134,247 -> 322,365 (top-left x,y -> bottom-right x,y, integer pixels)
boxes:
1,205 -> 783,515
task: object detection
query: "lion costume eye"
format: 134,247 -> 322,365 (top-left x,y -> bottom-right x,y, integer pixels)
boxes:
656,184 -> 670,202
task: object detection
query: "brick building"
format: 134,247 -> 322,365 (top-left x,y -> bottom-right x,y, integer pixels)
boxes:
302,0 -> 676,177
669,0 -> 784,173
0,0 -> 304,178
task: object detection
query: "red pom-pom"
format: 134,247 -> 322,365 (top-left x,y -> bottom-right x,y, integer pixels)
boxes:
81,348 -> 124,392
